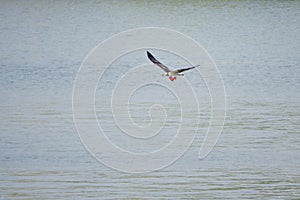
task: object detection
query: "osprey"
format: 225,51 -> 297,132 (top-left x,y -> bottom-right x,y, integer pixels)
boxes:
147,51 -> 199,81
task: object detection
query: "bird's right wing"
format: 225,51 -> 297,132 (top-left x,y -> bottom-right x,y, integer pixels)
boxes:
175,65 -> 200,73
147,51 -> 170,72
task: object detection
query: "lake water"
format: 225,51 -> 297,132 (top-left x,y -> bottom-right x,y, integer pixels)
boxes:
0,1 -> 300,199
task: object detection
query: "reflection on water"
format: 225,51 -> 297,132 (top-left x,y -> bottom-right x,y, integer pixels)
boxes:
0,0 -> 299,199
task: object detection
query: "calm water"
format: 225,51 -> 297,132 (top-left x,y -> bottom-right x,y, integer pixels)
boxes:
1,0 -> 300,199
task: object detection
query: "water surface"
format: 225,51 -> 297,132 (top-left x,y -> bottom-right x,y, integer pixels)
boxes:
0,1 -> 299,199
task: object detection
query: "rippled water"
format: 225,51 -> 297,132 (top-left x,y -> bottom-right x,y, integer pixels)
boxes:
0,1 -> 299,199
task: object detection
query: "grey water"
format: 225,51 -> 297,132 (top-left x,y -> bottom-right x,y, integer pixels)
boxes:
0,0 -> 300,199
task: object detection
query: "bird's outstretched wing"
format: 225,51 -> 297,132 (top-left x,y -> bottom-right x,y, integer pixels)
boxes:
147,51 -> 170,72
175,65 -> 200,73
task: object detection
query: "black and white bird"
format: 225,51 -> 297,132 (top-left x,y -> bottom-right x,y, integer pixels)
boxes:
147,51 -> 199,81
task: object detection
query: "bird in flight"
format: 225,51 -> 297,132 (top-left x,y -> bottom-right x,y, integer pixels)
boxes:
147,51 -> 199,81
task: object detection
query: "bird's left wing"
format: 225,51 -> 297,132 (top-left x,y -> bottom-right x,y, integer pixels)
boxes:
147,51 -> 170,72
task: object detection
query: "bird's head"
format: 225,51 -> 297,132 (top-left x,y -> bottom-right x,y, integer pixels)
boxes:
162,72 -> 168,76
